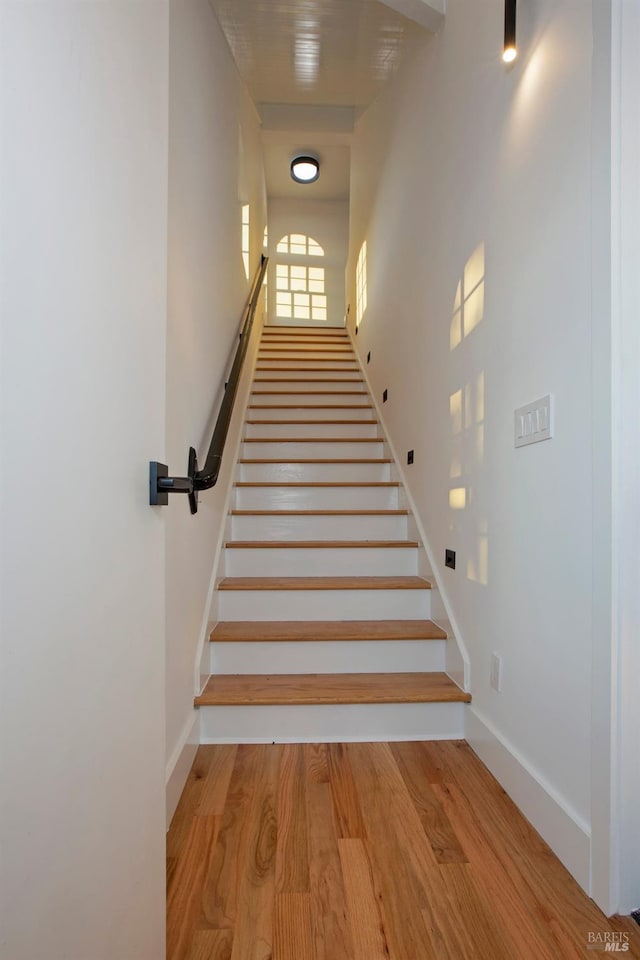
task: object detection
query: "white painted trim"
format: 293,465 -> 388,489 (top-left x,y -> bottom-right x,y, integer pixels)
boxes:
608,0 -> 640,917
466,707 -> 591,895
165,710 -> 200,830
348,327 -> 471,692
193,291 -> 266,692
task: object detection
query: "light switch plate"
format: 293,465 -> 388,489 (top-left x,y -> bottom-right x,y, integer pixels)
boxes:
514,394 -> 553,447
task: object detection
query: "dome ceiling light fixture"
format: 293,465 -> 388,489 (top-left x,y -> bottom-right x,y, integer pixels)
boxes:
290,155 -> 320,184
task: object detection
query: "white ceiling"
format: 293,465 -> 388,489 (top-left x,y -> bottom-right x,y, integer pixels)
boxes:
208,0 -> 438,200
208,0 -> 434,110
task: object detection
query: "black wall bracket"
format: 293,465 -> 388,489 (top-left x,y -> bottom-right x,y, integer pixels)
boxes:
150,447 -> 199,515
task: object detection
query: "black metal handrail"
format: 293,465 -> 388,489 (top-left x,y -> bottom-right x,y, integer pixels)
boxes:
150,254 -> 269,514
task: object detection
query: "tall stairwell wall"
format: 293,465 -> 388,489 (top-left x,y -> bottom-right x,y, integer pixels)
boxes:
165,0 -> 267,823
346,0 -> 612,902
0,4 -> 169,958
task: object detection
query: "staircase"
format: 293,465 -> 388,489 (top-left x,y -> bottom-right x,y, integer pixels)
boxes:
195,325 -> 470,742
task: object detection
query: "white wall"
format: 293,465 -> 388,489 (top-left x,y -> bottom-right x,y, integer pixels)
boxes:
165,0 -> 266,818
267,198 -> 349,326
347,0 -> 610,898
0,4 -> 169,958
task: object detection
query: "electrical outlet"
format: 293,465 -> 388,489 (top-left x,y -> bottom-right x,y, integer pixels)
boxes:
367,351 -> 371,363
407,450 -> 414,465
383,389 -> 388,403
445,549 -> 456,569
490,653 -> 503,692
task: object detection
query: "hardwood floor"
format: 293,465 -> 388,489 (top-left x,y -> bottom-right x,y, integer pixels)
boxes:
167,741 -> 640,960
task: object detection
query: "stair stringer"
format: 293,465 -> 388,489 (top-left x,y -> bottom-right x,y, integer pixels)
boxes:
348,329 -> 471,692
193,303 -> 267,696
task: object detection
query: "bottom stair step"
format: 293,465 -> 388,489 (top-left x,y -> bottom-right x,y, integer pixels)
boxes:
195,671 -> 470,707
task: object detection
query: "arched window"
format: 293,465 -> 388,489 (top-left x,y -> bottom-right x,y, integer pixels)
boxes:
276,233 -> 324,257
275,233 -> 327,323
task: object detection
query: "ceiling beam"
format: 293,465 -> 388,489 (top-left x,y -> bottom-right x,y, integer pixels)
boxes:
379,0 -> 445,33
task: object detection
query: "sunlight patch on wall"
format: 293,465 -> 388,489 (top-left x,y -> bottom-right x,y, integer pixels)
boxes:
450,242 -> 485,350
449,369 -> 487,583
241,203 -> 250,279
449,487 -> 467,510
356,240 -> 368,328
467,519 -> 489,585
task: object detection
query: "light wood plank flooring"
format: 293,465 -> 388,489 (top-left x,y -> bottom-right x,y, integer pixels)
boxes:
167,741 -> 640,960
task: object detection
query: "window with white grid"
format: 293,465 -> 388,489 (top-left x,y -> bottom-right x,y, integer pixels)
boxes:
275,264 -> 327,322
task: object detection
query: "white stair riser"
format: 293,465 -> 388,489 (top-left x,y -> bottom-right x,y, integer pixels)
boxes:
210,639 -> 446,674
230,513 -> 408,540
247,406 -> 374,421
256,360 -> 359,371
261,338 -> 348,346
245,421 -> 378,439
233,486 -> 400,510
199,702 -> 466,743
243,440 -> 384,459
251,392 -> 370,405
258,351 -> 354,362
218,587 -> 431,620
223,545 -> 419,577
237,462 -> 391,483
254,371 -> 364,383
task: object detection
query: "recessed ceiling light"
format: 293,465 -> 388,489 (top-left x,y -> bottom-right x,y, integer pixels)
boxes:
290,156 -> 319,184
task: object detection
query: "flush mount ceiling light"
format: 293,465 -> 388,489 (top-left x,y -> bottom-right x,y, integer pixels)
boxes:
290,156 -> 320,184
503,0 -> 517,62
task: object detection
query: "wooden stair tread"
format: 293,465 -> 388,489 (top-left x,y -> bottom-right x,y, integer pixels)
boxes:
225,540 -> 419,549
230,509 -> 409,516
217,576 -> 432,591
255,367 -> 359,373
210,619 -> 447,642
235,481 -> 400,487
195,672 -> 469,706
238,458 -> 391,464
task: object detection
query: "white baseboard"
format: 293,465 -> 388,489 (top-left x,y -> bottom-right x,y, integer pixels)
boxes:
465,706 -> 591,894
165,711 -> 200,830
